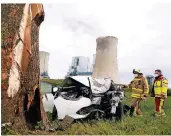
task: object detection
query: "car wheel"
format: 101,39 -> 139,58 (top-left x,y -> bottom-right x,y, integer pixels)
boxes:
115,102 -> 123,121
89,110 -> 105,120
123,104 -> 130,116
52,105 -> 58,121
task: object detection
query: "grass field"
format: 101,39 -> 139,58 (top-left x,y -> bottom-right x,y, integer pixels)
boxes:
36,80 -> 171,135
2,91 -> 171,135
53,91 -> 171,135
41,78 -> 64,86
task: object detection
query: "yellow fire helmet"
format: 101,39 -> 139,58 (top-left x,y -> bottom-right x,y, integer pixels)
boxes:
133,69 -> 140,74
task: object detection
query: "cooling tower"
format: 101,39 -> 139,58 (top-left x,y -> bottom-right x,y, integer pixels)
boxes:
92,36 -> 120,84
39,51 -> 50,75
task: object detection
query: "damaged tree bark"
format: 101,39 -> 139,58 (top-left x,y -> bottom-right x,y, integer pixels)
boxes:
1,4 -> 50,130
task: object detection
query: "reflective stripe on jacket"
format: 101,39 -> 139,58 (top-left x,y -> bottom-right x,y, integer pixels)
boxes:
154,77 -> 168,97
130,75 -> 149,98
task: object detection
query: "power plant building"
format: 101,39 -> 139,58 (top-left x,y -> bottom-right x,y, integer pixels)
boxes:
90,54 -> 96,72
146,75 -> 154,86
39,51 -> 50,78
67,56 -> 91,76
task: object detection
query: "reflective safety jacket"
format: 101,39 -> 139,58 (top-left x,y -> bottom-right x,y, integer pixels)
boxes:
153,76 -> 168,97
130,75 -> 149,98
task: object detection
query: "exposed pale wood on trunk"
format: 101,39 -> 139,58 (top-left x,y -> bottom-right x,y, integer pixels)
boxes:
1,4 -> 50,130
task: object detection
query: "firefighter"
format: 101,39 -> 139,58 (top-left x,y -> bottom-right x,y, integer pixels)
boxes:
129,69 -> 149,117
152,69 -> 168,117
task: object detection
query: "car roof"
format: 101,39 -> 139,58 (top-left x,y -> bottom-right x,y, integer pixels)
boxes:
67,76 -> 91,87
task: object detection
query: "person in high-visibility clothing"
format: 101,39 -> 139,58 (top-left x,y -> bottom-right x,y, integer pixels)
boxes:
129,69 -> 149,117
152,69 -> 168,117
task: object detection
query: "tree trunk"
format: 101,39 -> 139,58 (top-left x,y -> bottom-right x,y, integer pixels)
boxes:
1,4 -> 50,130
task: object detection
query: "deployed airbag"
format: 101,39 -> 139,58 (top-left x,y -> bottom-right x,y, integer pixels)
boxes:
90,78 -> 112,94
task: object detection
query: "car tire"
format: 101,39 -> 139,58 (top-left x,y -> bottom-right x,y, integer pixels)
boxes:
52,105 -> 58,121
88,110 -> 105,120
123,104 -> 130,116
115,102 -> 123,121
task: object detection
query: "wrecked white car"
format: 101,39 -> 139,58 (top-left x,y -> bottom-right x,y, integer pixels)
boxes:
42,76 -> 129,121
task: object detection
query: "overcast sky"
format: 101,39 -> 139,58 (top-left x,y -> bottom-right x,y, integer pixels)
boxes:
39,0 -> 171,86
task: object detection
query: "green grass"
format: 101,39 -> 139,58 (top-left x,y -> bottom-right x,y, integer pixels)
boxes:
58,91 -> 171,135
2,91 -> 171,135
41,78 -> 64,86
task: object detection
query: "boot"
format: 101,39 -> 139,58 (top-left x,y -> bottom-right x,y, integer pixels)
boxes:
136,110 -> 143,116
161,109 -> 166,117
154,111 -> 161,117
130,106 -> 135,117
